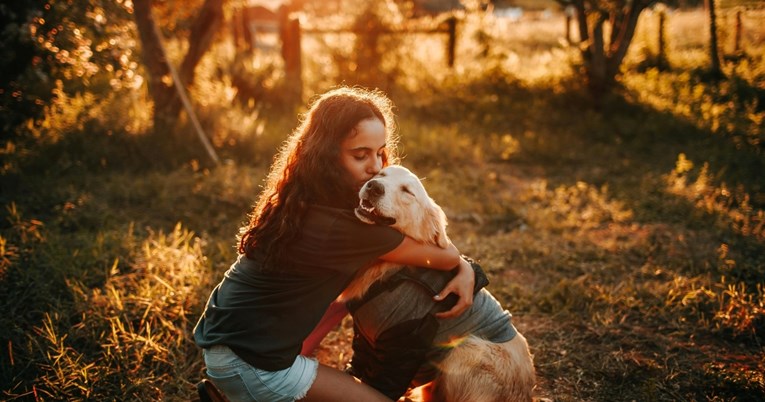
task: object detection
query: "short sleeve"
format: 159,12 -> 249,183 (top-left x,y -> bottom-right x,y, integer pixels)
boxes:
289,206 -> 405,275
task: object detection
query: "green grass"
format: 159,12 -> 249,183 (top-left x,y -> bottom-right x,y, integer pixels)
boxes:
1,6 -> 764,402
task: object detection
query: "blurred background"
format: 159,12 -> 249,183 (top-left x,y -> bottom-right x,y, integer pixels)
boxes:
3,0 -> 762,165
1,0 -> 764,400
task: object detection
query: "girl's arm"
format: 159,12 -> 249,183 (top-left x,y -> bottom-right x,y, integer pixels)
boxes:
378,237 -> 474,318
301,300 -> 348,356
302,237 -> 470,356
378,236 -> 460,269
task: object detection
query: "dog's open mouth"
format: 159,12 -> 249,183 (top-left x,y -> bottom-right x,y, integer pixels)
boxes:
355,198 -> 396,226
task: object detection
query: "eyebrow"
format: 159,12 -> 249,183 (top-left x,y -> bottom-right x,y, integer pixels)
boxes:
348,144 -> 386,152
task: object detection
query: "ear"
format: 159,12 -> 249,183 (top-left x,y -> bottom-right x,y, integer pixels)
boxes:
427,198 -> 450,248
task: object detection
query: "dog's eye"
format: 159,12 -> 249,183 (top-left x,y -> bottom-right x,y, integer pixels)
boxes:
401,186 -> 414,196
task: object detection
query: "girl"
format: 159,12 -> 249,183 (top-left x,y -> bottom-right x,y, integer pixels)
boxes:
194,87 -> 475,402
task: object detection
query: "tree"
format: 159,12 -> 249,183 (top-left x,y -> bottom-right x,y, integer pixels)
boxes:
133,0 -> 223,136
0,0 -> 135,134
556,0 -> 660,95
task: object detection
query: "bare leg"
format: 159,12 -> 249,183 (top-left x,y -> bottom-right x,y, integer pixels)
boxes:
300,364 -> 392,402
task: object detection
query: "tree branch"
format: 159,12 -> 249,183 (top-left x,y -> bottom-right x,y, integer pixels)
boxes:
179,0 -> 224,86
607,0 -> 647,78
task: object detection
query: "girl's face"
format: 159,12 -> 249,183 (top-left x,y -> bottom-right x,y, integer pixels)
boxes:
339,118 -> 387,192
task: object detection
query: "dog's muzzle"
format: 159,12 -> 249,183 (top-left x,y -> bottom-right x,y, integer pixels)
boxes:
355,180 -> 396,226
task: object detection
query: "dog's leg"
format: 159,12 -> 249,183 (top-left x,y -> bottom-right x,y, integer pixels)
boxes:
339,262 -> 402,301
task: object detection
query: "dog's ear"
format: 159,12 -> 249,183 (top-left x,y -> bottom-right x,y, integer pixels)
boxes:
427,198 -> 450,249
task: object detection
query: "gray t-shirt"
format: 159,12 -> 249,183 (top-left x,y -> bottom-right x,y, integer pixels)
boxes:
194,204 -> 405,371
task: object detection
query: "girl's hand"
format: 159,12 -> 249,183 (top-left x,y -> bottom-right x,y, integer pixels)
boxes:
433,257 -> 475,319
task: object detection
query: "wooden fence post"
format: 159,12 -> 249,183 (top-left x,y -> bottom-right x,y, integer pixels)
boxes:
658,9 -> 668,69
706,0 -> 722,76
565,6 -> 575,44
734,9 -> 742,53
281,16 -> 302,101
565,14 -> 571,43
446,16 -> 456,67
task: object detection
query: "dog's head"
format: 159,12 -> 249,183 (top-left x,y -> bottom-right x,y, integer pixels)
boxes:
355,165 -> 449,248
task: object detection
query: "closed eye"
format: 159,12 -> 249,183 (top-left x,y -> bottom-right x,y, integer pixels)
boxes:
401,186 -> 414,196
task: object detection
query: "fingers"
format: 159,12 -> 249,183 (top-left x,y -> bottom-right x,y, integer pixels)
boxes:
432,279 -> 459,305
433,257 -> 476,319
434,291 -> 472,319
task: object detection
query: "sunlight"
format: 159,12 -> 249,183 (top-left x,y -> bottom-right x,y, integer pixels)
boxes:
437,335 -> 468,350
4,1 -> 765,400
666,153 -> 765,241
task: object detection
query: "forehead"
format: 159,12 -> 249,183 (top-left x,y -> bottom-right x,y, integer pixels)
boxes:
342,118 -> 386,149
381,166 -> 418,182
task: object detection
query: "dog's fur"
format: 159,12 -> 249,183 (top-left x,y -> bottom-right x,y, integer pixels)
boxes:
340,165 -> 450,302
342,165 -> 535,402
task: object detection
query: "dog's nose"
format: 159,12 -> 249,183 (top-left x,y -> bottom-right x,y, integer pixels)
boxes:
366,180 -> 385,198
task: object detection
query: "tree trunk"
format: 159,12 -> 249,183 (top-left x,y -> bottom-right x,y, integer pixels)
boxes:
588,15 -> 609,94
605,2 -> 643,80
133,0 -> 223,135
610,3 -> 641,64
133,0 -> 175,134
574,1 -> 589,60
178,0 -> 224,97
563,0 -> 651,96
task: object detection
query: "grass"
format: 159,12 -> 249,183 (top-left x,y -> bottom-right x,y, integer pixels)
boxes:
2,5 -> 765,402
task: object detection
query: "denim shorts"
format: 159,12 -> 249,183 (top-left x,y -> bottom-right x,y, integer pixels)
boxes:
203,345 -> 318,402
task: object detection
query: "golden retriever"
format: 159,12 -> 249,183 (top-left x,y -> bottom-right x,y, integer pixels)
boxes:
341,165 -> 536,402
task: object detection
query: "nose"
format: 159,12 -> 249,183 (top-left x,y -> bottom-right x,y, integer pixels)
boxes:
368,155 -> 382,175
366,179 -> 385,198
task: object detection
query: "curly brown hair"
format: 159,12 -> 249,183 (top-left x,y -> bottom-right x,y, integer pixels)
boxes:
238,87 -> 400,267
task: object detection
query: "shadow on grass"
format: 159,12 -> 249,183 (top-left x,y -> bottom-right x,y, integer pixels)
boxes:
401,72 -> 765,401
